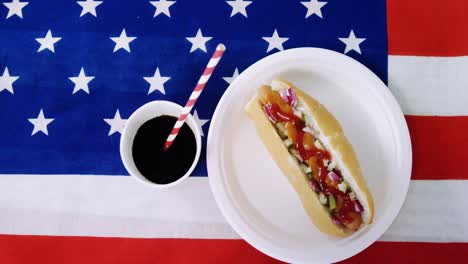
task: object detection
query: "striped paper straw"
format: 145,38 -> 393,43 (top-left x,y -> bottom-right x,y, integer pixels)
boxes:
164,43 -> 226,150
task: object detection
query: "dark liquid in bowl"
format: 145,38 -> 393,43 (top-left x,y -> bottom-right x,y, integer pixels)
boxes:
132,115 -> 197,184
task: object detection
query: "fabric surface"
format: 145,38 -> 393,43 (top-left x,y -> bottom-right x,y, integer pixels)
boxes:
0,0 -> 387,175
0,0 -> 466,263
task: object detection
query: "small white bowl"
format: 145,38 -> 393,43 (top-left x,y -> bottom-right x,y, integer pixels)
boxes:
120,100 -> 202,188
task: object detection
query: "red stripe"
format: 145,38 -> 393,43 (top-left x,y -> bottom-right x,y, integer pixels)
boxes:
177,113 -> 188,122
0,235 -> 281,264
163,141 -> 173,149
194,83 -> 205,92
185,98 -> 197,107
387,0 -> 468,56
0,235 -> 467,263
341,242 -> 468,263
203,66 -> 215,75
169,127 -> 180,136
407,116 -> 468,180
212,49 -> 224,58
169,127 -> 180,135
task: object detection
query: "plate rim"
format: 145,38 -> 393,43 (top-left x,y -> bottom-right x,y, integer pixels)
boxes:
207,47 -> 412,263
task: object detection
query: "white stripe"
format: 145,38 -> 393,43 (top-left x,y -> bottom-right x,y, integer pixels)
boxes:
166,134 -> 176,141
198,74 -> 211,84
207,57 -> 221,68
389,55 -> 468,115
174,120 -> 185,128
189,89 -> 202,100
0,176 -> 466,242
381,180 -> 468,242
0,175 -> 237,238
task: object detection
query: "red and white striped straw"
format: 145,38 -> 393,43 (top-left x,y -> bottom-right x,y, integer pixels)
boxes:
164,43 -> 226,150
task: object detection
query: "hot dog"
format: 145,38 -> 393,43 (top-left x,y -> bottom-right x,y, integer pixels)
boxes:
245,79 -> 374,237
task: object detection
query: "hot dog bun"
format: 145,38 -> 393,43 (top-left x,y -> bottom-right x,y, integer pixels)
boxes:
245,79 -> 374,237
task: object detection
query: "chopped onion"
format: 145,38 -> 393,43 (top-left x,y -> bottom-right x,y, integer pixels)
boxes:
302,126 -> 314,134
354,200 -> 364,213
267,116 -> 277,123
275,123 -> 287,138
275,122 -> 286,132
328,171 -> 340,182
314,140 -> 324,150
338,181 -> 348,193
287,87 -> 297,107
279,89 -> 289,103
264,104 -> 277,123
309,179 -> 320,192
319,192 -> 327,205
327,160 -> 336,171
290,149 -> 303,162
331,215 -> 342,226
277,87 -> 298,107
296,106 -> 306,113
293,109 -> 303,118
300,164 -> 310,173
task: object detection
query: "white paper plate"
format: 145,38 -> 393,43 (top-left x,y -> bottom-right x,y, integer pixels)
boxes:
207,48 -> 412,263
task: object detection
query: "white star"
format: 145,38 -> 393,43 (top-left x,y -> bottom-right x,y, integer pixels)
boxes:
223,68 -> 239,84
0,67 -> 19,94
77,0 -> 103,17
149,0 -> 176,18
144,67 -> 171,95
338,30 -> 366,55
110,29 -> 137,53
186,28 -> 212,53
262,29 -> 289,53
35,30 -> 61,53
226,0 -> 252,18
3,0 -> 28,19
104,110 -> 127,136
301,0 -> 327,19
69,67 -> 95,94
193,110 -> 209,137
28,109 -> 54,136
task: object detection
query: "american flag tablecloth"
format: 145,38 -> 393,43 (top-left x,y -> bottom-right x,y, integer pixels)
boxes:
0,0 -> 466,263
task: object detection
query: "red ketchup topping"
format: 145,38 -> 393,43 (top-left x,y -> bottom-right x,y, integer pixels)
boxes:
267,102 -> 363,229
295,130 -> 307,157
324,187 -> 354,223
318,163 -> 328,189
